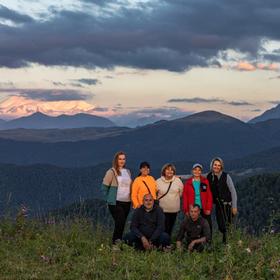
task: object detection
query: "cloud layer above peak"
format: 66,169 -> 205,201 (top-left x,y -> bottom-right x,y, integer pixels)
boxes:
0,0 -> 279,71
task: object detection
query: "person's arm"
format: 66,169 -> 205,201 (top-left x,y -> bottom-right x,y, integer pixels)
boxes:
227,174 -> 237,212
188,219 -> 210,251
178,178 -> 184,197
150,208 -> 165,241
131,179 -> 140,209
182,181 -> 189,214
205,179 -> 213,214
131,209 -> 144,239
188,237 -> 207,251
101,169 -> 113,198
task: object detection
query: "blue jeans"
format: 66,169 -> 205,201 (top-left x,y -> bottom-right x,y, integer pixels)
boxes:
123,231 -> 170,250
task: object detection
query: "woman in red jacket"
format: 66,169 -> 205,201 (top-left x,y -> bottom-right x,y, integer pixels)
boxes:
183,163 -> 213,237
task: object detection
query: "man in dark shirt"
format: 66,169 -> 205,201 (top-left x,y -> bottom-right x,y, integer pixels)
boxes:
176,204 -> 211,252
123,194 -> 170,250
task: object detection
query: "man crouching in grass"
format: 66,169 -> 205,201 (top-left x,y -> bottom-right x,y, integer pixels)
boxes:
176,204 -> 211,253
123,193 -> 170,250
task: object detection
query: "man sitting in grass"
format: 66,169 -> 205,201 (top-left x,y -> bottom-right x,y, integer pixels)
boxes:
123,193 -> 170,250
176,204 -> 211,252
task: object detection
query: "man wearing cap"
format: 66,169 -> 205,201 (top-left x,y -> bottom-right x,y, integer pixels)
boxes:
176,204 -> 211,252
182,163 -> 213,238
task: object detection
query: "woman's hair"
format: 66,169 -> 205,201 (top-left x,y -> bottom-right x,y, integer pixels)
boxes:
161,163 -> 176,176
137,161 -> 151,177
112,151 -> 126,176
139,161 -> 150,169
210,157 -> 224,171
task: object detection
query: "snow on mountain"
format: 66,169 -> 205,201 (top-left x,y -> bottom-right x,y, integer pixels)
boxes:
0,96 -> 97,119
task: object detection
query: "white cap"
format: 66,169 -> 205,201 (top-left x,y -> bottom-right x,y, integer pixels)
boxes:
192,163 -> 203,170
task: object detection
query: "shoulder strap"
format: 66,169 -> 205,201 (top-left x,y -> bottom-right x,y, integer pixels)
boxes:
110,168 -> 119,186
158,181 -> 172,201
142,180 -> 151,194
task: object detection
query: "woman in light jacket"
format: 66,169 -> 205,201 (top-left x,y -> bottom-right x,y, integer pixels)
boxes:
156,163 -> 183,236
102,151 -> 132,244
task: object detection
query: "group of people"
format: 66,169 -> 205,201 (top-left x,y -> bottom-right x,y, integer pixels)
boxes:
101,151 -> 237,252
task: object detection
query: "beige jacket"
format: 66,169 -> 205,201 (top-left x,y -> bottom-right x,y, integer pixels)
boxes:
156,176 -> 183,213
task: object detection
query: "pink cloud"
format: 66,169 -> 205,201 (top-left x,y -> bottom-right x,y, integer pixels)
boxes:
235,61 -> 279,72
236,61 -> 256,71
257,63 -> 278,71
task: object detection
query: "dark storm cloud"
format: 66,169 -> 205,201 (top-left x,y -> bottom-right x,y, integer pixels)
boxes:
132,107 -> 189,116
0,0 -> 280,70
74,78 -> 101,85
168,98 -> 223,103
52,82 -> 67,86
0,88 -> 89,101
168,97 -> 253,106
227,101 -> 253,106
20,89 -> 89,101
0,4 -> 33,23
80,0 -> 119,6
51,81 -> 86,88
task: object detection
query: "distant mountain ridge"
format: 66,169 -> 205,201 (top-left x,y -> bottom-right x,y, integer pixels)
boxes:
0,126 -> 130,142
0,112 -> 116,129
0,110 -> 279,167
249,103 -> 280,123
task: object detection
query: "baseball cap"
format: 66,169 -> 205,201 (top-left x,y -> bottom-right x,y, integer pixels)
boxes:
192,163 -> 203,170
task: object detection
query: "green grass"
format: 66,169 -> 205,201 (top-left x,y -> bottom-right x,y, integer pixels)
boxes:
0,215 -> 279,280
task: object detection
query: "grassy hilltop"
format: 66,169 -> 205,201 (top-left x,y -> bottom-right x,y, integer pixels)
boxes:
0,215 -> 279,280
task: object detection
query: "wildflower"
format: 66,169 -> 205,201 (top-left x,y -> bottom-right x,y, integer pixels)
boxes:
40,255 -> 51,264
245,248 -> 251,254
237,240 -> 243,247
98,243 -> 105,251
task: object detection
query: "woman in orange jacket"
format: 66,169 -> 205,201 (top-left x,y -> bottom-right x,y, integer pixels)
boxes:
131,162 -> 157,209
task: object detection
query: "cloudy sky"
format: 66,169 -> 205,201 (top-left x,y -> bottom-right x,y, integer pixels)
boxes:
0,0 -> 280,124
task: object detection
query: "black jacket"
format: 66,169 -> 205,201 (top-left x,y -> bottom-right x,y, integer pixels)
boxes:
176,216 -> 211,243
207,172 -> 232,203
131,205 -> 165,241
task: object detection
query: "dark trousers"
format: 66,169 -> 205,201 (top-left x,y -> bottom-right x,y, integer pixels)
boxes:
215,203 -> 232,243
123,231 -> 170,250
164,212 -> 177,237
108,201 -> 131,244
201,211 -> 212,240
